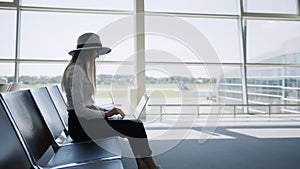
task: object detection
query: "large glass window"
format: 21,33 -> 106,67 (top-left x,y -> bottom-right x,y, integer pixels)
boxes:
21,0 -> 133,11
246,20 -> 300,63
20,11 -> 131,60
246,66 -> 285,113
145,0 -> 238,15
0,0 -> 300,115
218,66 -> 243,105
145,64 -> 236,102
182,18 -> 241,63
19,63 -> 66,77
145,64 -> 225,115
0,0 -> 14,2
0,63 -> 14,81
213,65 -> 244,114
0,10 -> 16,59
243,0 -> 298,14
145,16 -> 242,63
18,62 -> 66,88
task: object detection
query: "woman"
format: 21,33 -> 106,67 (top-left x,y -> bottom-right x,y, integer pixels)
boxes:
61,33 -> 160,169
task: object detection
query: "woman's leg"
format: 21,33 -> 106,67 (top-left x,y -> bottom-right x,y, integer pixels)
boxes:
106,120 -> 159,168
136,158 -> 148,169
143,156 -> 158,169
106,119 -> 152,157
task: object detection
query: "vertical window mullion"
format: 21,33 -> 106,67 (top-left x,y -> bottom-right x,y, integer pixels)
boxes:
239,0 -> 249,113
14,0 -> 20,82
298,0 -> 300,16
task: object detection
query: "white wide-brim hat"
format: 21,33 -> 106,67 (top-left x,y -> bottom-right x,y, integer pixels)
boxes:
68,33 -> 111,56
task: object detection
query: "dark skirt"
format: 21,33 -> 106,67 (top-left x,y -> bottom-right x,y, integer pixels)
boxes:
68,110 -> 152,158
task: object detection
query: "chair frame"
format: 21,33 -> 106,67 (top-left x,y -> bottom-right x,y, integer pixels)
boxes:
0,90 -> 122,169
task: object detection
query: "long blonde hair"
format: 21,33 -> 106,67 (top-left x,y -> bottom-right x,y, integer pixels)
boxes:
61,50 -> 96,94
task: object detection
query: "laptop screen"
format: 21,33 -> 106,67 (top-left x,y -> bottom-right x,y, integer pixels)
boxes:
133,93 -> 150,118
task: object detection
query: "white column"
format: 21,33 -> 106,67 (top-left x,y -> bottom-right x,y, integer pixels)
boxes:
132,0 -> 146,118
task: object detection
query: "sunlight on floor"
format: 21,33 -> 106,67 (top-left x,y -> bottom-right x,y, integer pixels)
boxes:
147,129 -> 235,140
227,128 -> 300,138
143,115 -> 300,140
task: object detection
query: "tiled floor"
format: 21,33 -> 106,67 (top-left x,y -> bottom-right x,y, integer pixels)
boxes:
121,114 -> 300,169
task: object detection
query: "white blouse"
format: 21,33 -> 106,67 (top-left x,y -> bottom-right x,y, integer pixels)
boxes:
63,64 -> 105,120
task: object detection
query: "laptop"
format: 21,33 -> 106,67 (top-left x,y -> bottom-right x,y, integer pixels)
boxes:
107,93 -> 150,120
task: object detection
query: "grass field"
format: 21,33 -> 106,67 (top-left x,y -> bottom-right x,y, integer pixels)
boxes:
20,83 -> 215,98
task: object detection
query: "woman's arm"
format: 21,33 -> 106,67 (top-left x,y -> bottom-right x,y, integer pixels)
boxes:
104,107 -> 125,117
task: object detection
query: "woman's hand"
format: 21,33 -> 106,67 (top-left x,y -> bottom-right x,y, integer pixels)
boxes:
105,107 -> 125,117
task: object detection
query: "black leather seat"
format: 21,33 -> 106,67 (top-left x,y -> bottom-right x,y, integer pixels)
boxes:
46,85 -> 69,128
0,97 -> 124,169
30,87 -> 121,149
30,87 -> 70,145
0,99 -> 32,169
0,90 -> 123,168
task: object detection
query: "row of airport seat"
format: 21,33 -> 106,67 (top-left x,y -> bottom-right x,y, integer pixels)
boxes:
0,82 -> 22,92
0,85 -> 124,169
